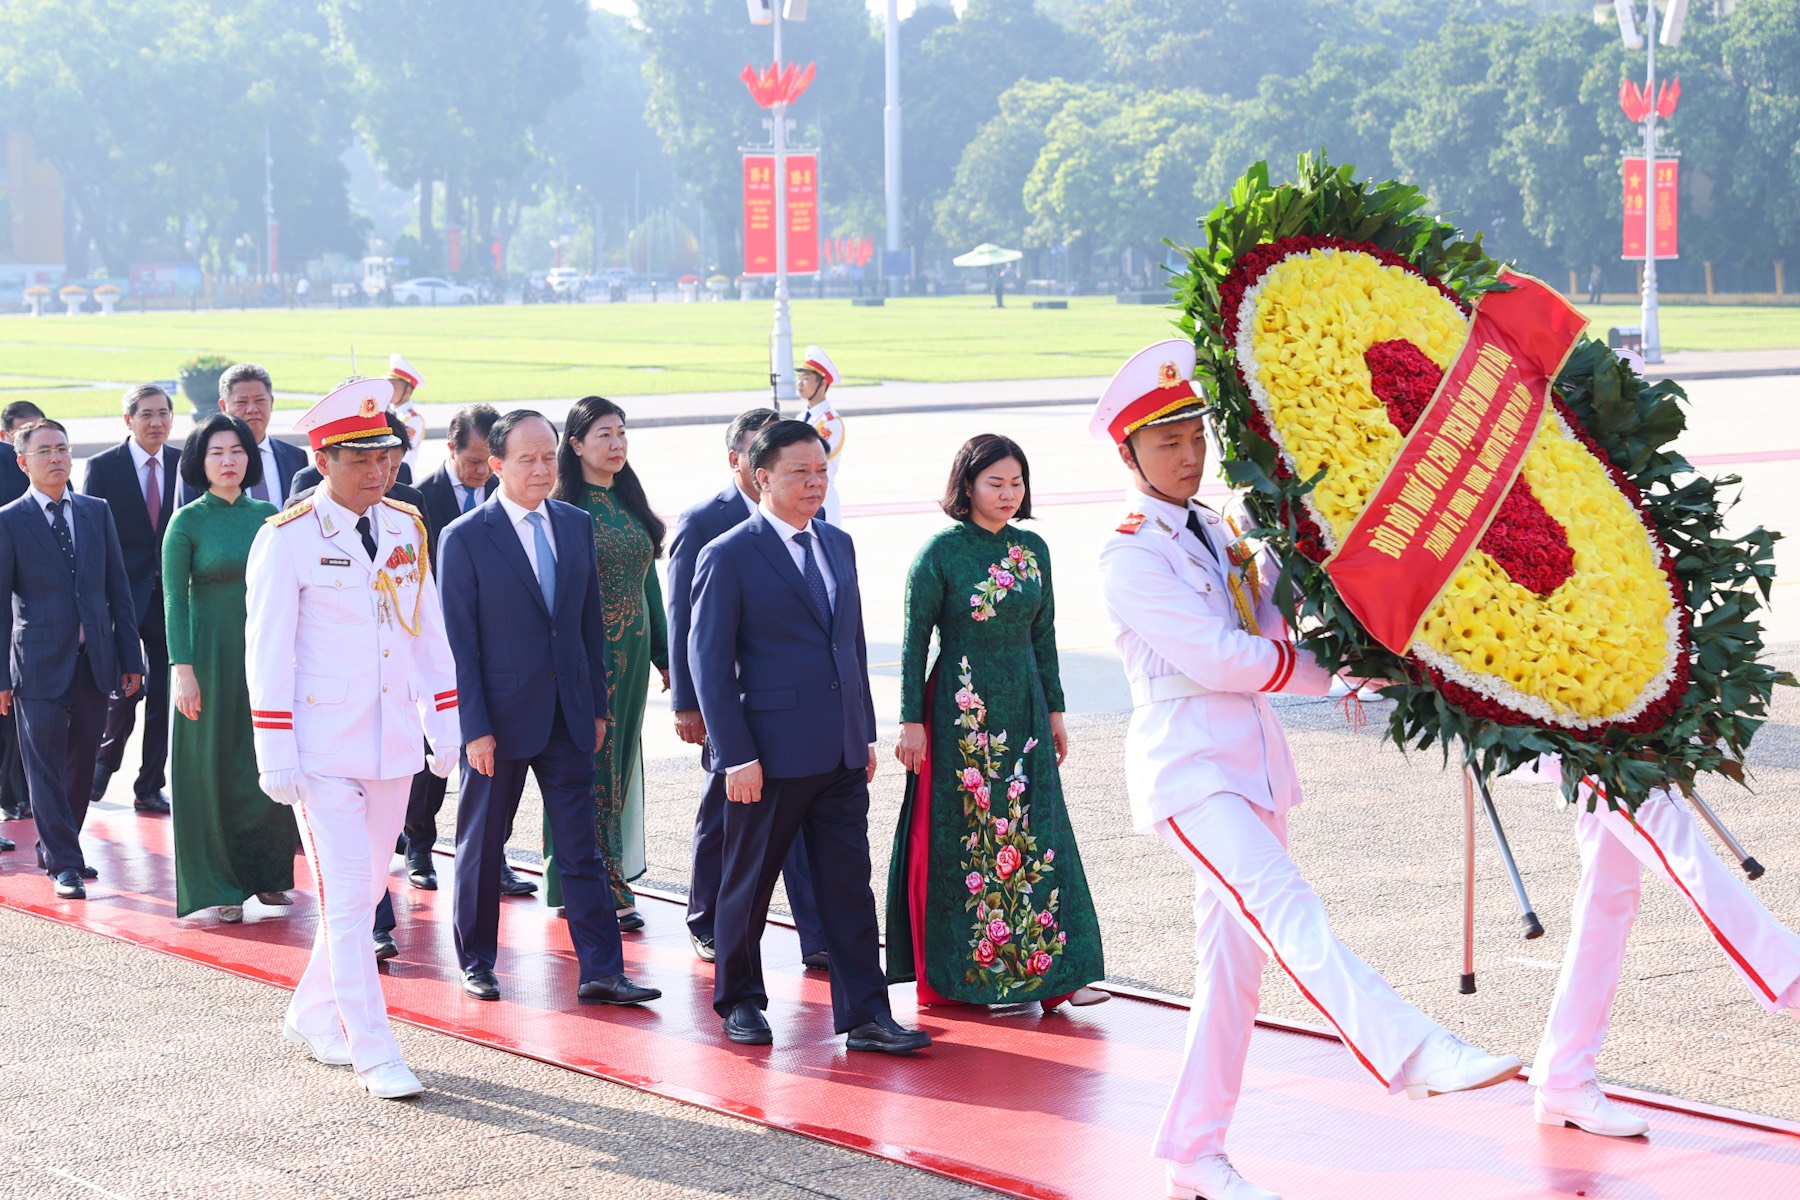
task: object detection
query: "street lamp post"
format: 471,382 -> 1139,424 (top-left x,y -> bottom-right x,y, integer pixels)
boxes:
883,0 -> 902,297
1616,0 -> 1688,365
769,1 -> 796,408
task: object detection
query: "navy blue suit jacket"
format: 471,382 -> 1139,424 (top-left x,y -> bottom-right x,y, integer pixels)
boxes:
416,464 -> 497,562
0,444 -> 27,506
81,438 -> 180,623
689,511 -> 876,778
666,482 -> 754,713
438,496 -> 610,760
0,492 -> 145,699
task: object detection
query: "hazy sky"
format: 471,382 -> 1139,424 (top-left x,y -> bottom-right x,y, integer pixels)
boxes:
592,1 -> 944,21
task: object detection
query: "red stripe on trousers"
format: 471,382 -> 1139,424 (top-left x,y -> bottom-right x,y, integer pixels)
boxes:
1167,816 -> 1390,1088
1626,809 -> 1777,1002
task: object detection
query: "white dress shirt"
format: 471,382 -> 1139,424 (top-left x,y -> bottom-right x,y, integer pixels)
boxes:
736,482 -> 758,518
758,501 -> 836,606
496,490 -> 556,582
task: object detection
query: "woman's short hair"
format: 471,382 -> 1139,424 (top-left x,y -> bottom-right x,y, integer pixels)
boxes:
941,434 -> 1032,521
179,413 -> 263,492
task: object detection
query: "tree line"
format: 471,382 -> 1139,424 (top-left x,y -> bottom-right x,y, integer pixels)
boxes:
1,0 -> 1794,291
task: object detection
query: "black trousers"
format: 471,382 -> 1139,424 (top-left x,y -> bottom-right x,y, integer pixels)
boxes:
18,658 -> 109,874
0,708 -> 29,813
402,764 -> 448,866
96,593 -> 169,799
454,703 -> 623,981
687,766 -> 827,956
712,763 -> 889,1032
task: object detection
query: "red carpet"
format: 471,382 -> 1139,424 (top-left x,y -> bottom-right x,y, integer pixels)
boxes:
4,807 -> 1799,1199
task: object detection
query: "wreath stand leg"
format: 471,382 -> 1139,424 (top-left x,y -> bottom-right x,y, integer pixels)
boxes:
1683,789 -> 1765,880
1459,752 -> 1545,993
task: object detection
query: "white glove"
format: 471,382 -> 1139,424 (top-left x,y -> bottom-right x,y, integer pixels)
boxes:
426,746 -> 460,780
259,769 -> 304,807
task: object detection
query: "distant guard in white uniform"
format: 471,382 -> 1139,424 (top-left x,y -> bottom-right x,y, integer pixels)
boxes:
246,377 -> 460,1101
1530,773 -> 1800,1137
795,345 -> 845,524
388,354 -> 428,477
1092,341 -> 1522,1200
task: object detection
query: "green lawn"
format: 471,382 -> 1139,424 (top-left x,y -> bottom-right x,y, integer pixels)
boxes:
0,296 -> 1793,418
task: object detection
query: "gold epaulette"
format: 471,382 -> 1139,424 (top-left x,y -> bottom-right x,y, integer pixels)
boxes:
266,501 -> 313,527
381,497 -> 421,517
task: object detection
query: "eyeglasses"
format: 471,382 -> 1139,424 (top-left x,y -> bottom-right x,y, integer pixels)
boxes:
22,446 -> 72,460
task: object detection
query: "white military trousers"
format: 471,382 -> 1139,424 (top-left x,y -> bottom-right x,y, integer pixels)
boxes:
288,774 -> 411,1071
1153,792 -> 1439,1164
1531,787 -> 1800,1090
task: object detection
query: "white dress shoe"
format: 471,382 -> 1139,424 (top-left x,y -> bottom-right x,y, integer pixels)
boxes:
282,1022 -> 352,1066
1165,1155 -> 1281,1200
1535,1081 -> 1649,1137
356,1060 -> 423,1100
1399,1029 -> 1521,1100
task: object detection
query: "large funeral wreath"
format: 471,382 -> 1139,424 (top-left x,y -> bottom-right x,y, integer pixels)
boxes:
1170,155 -> 1792,810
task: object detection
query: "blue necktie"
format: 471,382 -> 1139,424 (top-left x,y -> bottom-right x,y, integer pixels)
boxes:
791,529 -> 832,627
461,485 -> 475,514
526,511 -> 556,611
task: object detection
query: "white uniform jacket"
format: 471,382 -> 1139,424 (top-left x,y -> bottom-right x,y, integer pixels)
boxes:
1098,492 -> 1333,832
245,491 -> 459,780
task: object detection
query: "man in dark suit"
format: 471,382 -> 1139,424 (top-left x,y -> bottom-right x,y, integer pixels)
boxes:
439,410 -> 659,1007
671,408 -> 826,967
180,363 -> 306,507
690,420 -> 929,1054
0,401 -> 43,825
404,404 -> 508,892
82,384 -> 180,814
0,419 -> 145,896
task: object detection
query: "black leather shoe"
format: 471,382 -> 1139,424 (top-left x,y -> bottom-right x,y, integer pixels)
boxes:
801,950 -> 830,972
53,869 -> 86,900
462,968 -> 501,1001
498,864 -> 537,897
846,1014 -> 932,1056
133,792 -> 171,815
0,805 -> 26,821
578,973 -> 661,1006
79,866 -> 98,879
616,909 -> 645,932
689,932 -> 715,963
90,764 -> 114,800
0,834 -> 12,852
406,865 -> 438,890
372,931 -> 399,961
722,1001 -> 773,1046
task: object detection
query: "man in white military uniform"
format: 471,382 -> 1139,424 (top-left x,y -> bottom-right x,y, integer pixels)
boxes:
388,353 -> 428,478
1092,341 -> 1521,1200
795,345 -> 845,524
246,377 -> 459,1101
1530,776 -> 1800,1137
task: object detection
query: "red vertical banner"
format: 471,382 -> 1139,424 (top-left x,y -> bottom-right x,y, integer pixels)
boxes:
785,153 -> 819,274
743,154 -> 777,275
447,226 -> 463,274
1623,157 -> 1679,260
1653,159 -> 1678,258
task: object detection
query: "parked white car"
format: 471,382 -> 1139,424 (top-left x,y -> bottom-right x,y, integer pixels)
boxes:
390,276 -> 477,306
546,267 -> 582,296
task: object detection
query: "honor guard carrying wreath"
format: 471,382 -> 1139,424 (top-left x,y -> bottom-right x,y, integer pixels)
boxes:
1092,341 -> 1522,1200
795,345 -> 845,524
245,377 -> 460,1101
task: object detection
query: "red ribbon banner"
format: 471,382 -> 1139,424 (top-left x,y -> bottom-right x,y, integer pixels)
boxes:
1323,271 -> 1589,654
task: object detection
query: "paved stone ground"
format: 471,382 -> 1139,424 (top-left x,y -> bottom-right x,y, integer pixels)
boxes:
0,907 -> 997,1200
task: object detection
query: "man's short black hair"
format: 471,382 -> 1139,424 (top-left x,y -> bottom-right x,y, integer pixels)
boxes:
1,400 -> 46,432
14,417 -> 67,451
449,404 -> 501,451
179,414 -> 263,492
726,407 -> 781,453
747,419 -> 825,475
488,409 -> 555,458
